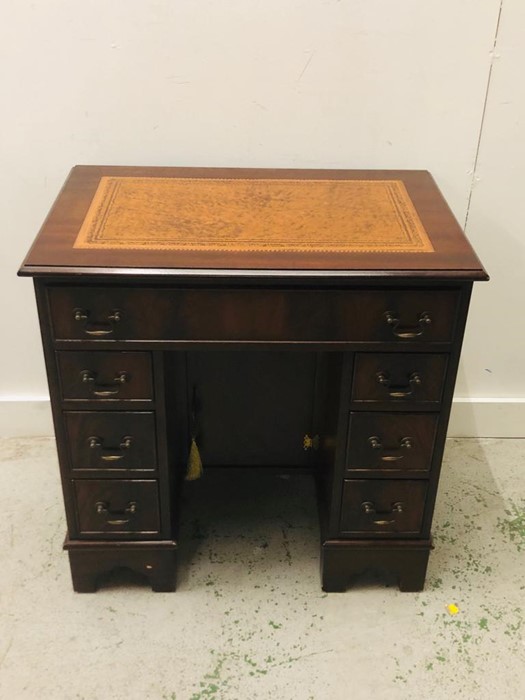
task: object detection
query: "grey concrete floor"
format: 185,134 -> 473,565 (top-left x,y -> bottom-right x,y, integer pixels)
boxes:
0,437 -> 523,699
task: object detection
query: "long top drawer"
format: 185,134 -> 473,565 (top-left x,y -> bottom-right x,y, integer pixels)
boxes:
48,287 -> 459,343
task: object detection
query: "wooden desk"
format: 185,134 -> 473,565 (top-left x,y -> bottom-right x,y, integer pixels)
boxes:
19,166 -> 487,592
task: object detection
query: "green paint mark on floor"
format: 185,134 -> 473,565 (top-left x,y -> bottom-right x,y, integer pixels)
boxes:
496,501 -> 525,551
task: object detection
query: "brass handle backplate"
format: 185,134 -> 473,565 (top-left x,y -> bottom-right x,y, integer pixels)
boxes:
73,308 -> 123,336
80,370 -> 130,397
95,500 -> 137,525
376,371 -> 422,398
362,500 -> 404,526
368,436 -> 413,462
88,435 -> 133,461
384,311 -> 432,339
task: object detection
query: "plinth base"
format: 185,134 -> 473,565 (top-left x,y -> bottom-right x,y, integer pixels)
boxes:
64,537 -> 178,593
321,538 -> 432,592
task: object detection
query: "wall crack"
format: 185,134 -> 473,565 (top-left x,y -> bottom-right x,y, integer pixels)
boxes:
464,0 -> 505,232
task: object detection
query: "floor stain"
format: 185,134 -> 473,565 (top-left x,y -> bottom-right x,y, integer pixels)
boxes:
496,500 -> 525,551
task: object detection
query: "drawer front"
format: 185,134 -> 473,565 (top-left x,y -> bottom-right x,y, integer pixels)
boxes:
340,479 -> 428,535
57,352 -> 153,401
73,479 -> 160,537
352,353 -> 448,405
346,413 -> 439,472
48,286 -> 459,343
65,412 -> 157,472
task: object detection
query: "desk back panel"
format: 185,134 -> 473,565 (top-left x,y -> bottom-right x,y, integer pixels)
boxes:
186,351 -> 320,468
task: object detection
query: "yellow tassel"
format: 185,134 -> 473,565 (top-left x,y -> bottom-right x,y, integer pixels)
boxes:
185,438 -> 203,481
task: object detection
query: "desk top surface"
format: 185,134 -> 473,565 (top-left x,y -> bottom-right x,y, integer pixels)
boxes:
20,166 -> 487,280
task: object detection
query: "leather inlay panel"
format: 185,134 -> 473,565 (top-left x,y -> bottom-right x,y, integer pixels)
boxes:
73,177 -> 434,254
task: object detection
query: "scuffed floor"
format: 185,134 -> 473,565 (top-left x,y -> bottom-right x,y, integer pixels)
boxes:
0,437 -> 523,699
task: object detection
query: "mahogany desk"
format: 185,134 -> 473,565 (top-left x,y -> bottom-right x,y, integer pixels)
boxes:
19,166 -> 487,592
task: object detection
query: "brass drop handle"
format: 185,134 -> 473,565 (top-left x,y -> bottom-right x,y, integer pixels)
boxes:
368,436 -> 413,462
362,500 -> 404,526
88,435 -> 133,461
376,371 -> 422,398
73,308 -> 123,336
80,370 -> 130,397
384,311 -> 432,339
95,500 -> 137,525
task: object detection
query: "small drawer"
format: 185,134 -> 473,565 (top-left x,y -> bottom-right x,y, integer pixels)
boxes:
48,286 -> 459,343
340,479 -> 428,535
65,411 -> 157,472
351,353 -> 447,405
73,479 -> 160,537
346,413 -> 438,472
57,351 -> 153,401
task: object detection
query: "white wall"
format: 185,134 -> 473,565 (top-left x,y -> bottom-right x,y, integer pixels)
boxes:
451,0 -> 525,436
1,1 -> 523,436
